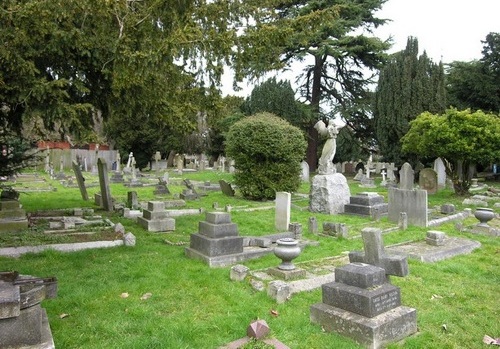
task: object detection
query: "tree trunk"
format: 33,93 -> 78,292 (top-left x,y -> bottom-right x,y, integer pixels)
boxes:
306,54 -> 324,172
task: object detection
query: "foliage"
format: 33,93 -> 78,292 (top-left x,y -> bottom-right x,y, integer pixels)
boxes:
234,0 -> 390,171
374,37 -> 446,165
446,32 -> 500,113
241,77 -> 314,129
401,108 -> 500,195
0,129 -> 40,177
225,112 -> 306,200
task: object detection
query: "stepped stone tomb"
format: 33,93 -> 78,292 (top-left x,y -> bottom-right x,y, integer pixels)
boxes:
310,228 -> 417,349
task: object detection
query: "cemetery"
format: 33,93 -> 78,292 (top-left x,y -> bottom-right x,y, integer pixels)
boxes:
0,160 -> 499,349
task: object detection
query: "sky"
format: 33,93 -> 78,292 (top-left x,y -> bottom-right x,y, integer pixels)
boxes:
222,0 -> 500,96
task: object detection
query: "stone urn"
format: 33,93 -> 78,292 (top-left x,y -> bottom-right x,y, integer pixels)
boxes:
274,238 -> 301,271
474,207 -> 495,227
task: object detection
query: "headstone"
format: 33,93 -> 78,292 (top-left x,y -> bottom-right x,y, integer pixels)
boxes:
399,162 -> 414,190
97,158 -> 113,211
386,163 -> 396,182
219,179 -> 235,196
185,212 -> 244,267
310,173 -> 351,214
308,217 -> 318,234
353,169 -> 365,181
0,272 -> 57,349
419,168 -> 438,194
300,160 -> 310,182
322,222 -> 348,238
137,201 -> 175,232
153,177 -> 170,196
311,228 -> 417,348
72,160 -> 89,201
288,222 -> 302,240
127,191 -> 139,210
433,158 -> 446,189
0,191 -> 29,233
388,188 -> 428,227
275,192 -> 291,231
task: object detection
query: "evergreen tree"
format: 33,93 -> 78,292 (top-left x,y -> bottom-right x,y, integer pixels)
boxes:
374,37 -> 446,165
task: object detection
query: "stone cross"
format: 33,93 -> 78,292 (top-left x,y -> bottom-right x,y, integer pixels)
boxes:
381,170 -> 386,182
116,152 -> 121,172
126,152 -> 133,168
349,227 -> 408,280
131,156 -> 137,180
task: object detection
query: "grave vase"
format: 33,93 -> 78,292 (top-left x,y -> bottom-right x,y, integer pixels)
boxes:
474,208 -> 495,227
274,238 -> 301,271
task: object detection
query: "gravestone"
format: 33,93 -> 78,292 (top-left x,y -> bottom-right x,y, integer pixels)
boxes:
311,228 -> 416,349
127,191 -> 139,210
185,212 -> 244,267
388,188 -> 428,227
72,160 -> 89,201
219,179 -> 235,196
180,179 -> 200,200
344,192 -> 388,218
419,168 -> 438,194
310,173 -> 350,214
0,190 -> 29,233
433,158 -> 446,189
399,162 -> 414,190
300,160 -> 310,182
137,201 -> 175,232
153,177 -> 170,196
0,271 -> 58,349
275,192 -> 291,231
97,158 -> 113,211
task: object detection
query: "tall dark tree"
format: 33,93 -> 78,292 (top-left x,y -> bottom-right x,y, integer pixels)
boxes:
241,77 -> 313,129
234,0 -> 390,171
446,32 -> 500,113
374,37 -> 446,165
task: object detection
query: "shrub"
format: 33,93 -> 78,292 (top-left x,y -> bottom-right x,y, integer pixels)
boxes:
225,112 -> 307,200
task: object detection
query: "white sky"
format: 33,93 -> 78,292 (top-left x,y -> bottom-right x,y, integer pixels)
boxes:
222,0 -> 500,96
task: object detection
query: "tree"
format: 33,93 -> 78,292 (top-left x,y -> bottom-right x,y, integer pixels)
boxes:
401,108 -> 500,195
225,113 -> 306,200
446,32 -> 500,113
234,0 -> 390,171
374,37 -> 446,165
241,77 -> 313,129
0,0 -> 238,170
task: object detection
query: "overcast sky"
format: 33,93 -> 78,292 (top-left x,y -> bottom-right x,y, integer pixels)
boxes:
375,0 -> 500,63
222,1 -> 500,96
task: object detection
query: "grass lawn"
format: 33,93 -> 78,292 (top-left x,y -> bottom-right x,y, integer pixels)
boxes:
1,170 -> 499,349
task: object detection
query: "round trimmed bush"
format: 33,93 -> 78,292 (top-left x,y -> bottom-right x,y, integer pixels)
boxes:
225,112 -> 307,200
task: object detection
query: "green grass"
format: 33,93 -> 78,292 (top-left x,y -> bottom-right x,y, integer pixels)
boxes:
1,171 -> 499,349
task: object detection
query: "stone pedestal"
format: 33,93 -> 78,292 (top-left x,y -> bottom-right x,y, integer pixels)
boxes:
309,173 -> 350,214
310,263 -> 417,349
344,192 -> 388,218
185,212 -> 244,266
0,199 -> 29,233
0,272 -> 57,349
137,201 -> 175,232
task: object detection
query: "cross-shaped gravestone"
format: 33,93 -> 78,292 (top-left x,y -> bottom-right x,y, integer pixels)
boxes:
349,227 -> 408,280
381,170 -> 386,181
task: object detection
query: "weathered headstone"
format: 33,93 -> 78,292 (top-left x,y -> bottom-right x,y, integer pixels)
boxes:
137,201 -> 175,232
72,160 -> 89,201
399,162 -> 414,190
433,157 -> 446,189
388,188 -> 428,227
275,192 -> 291,231
0,190 -> 28,233
311,228 -> 416,348
300,160 -> 310,182
219,179 -> 235,196
97,158 -> 113,211
419,168 -> 438,194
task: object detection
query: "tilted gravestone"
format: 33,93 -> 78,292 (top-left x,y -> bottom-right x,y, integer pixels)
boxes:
311,228 -> 417,349
72,160 -> 89,201
97,158 -> 113,211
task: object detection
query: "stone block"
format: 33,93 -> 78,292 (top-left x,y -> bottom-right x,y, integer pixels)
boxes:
0,284 -> 20,319
189,233 -> 243,257
267,280 -> 290,304
0,305 -> 42,347
440,204 -> 455,214
334,263 -> 386,289
322,282 -> 401,318
426,230 -> 446,246
198,221 -> 238,238
147,201 -> 165,211
349,193 -> 385,206
230,265 -> 249,281
205,212 -> 231,224
267,267 -> 306,281
310,303 -> 417,349
142,210 -> 170,220
310,174 -> 351,214
137,217 -> 175,232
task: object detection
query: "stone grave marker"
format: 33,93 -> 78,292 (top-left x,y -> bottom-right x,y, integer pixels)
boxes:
419,168 -> 438,194
72,160 -> 89,201
97,158 -> 113,211
0,189 -> 28,233
137,201 -> 175,232
300,160 -> 310,182
433,157 -> 446,189
275,192 -> 291,231
219,179 -> 235,196
310,228 -> 416,348
388,187 -> 428,227
399,162 -> 414,190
